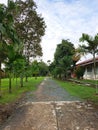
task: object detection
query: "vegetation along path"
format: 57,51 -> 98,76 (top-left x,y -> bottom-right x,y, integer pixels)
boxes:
0,77 -> 98,130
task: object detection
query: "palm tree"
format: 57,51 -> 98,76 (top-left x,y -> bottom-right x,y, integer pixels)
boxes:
79,33 -> 98,93
0,1 -> 20,96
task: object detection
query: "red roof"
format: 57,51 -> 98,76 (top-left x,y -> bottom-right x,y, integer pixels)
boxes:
76,57 -> 98,66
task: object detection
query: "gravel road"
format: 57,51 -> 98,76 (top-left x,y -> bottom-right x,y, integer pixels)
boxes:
0,77 -> 98,130
22,77 -> 81,103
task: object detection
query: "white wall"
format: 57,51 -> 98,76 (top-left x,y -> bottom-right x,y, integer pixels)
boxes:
83,65 -> 98,80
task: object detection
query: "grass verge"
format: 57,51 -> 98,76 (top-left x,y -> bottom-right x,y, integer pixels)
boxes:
75,78 -> 98,85
0,77 -> 44,104
56,80 -> 98,104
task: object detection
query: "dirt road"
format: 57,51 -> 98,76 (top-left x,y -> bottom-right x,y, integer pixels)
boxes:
0,77 -> 98,130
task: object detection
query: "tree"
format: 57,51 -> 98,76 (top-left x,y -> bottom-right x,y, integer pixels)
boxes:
5,43 -> 24,92
49,61 -> 56,77
12,0 -> 46,81
72,49 -> 81,67
31,60 -> 39,79
71,49 -> 81,77
38,61 -> 49,76
75,66 -> 85,79
13,55 -> 26,88
13,0 -> 45,60
79,33 -> 98,93
0,43 -> 7,94
52,39 -> 75,79
31,60 -> 49,77
0,1 -> 20,96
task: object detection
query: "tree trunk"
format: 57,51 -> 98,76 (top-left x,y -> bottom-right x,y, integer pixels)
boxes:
9,72 -> 12,93
35,74 -> 37,80
93,53 -> 98,93
20,75 -> 23,87
93,53 -> 96,80
25,57 -> 29,82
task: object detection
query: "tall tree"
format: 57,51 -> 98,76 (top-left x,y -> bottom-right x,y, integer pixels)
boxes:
52,39 -> 75,79
13,57 -> 26,87
79,33 -> 98,93
0,1 -> 20,96
13,0 -> 46,61
13,0 -> 46,81
5,43 -> 24,92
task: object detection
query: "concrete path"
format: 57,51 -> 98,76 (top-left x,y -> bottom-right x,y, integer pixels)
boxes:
22,77 -> 81,102
0,77 -> 98,130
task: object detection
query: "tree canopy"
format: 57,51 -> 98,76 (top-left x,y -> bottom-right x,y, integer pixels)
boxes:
79,33 -> 98,80
13,0 -> 46,62
50,39 -> 75,79
0,0 -> 46,95
79,33 -> 98,93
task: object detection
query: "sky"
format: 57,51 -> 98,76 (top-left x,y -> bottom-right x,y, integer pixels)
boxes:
1,0 -> 98,63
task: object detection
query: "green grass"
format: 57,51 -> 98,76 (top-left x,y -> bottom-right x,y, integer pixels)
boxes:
74,78 -> 98,85
56,80 -> 98,104
0,77 -> 44,104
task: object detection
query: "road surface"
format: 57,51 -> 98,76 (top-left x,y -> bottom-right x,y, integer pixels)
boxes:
0,77 -> 98,130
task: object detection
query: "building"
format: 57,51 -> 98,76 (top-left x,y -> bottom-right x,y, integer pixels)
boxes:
76,57 -> 98,79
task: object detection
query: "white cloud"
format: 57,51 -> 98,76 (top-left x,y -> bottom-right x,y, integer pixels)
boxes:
1,0 -> 98,62
0,0 -> 7,5
35,0 -> 98,62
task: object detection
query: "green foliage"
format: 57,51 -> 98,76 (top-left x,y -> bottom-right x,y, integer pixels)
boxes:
79,33 -> 98,59
0,1 -> 21,96
31,60 -> 49,77
13,0 -> 46,61
13,58 -> 26,75
31,60 -> 39,77
0,1 -> 19,65
5,44 -> 25,73
75,66 -> 85,79
51,39 -> 75,79
79,33 -> 98,93
38,61 -> 49,76
0,43 -> 7,63
0,0 -> 46,95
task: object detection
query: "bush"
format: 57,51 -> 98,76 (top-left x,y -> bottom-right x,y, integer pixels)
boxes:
75,66 -> 85,79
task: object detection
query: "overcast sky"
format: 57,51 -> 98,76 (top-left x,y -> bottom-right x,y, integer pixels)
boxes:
1,0 -> 98,63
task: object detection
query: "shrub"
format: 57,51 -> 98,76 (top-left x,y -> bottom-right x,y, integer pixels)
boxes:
75,66 -> 85,79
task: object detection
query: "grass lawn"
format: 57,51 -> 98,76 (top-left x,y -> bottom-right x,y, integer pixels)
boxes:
57,80 -> 98,104
0,77 -> 44,104
73,78 -> 98,85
